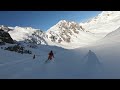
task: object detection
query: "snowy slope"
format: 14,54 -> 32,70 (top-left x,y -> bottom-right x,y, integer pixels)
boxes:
0,43 -> 102,79
85,26 -> 120,47
1,11 -> 120,79
1,38 -> 120,79
104,26 -> 120,41
80,11 -> 120,38
74,32 -> 120,78
0,44 -> 68,79
1,25 -> 120,79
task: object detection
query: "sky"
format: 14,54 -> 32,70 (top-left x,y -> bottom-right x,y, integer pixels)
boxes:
0,11 -> 102,31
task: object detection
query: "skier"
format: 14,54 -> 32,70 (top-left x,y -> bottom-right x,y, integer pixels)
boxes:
33,54 -> 35,59
44,50 -> 55,63
48,50 -> 54,60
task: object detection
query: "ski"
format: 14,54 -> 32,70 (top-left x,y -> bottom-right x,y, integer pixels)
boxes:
44,59 -> 49,64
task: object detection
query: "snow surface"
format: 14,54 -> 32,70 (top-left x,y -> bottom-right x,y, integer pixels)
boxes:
0,44 -> 103,79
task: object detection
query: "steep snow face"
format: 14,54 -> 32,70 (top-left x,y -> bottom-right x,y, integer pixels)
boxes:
80,11 -> 120,38
104,26 -> 120,40
8,26 -> 48,45
80,25 -> 120,53
95,26 -> 120,45
9,26 -> 37,41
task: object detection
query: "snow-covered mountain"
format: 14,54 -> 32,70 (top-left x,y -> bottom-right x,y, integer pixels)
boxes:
1,11 -> 120,49
45,20 -> 99,48
0,21 -> 99,49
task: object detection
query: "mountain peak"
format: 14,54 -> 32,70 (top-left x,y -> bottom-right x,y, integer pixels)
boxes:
56,20 -> 68,25
59,19 -> 67,23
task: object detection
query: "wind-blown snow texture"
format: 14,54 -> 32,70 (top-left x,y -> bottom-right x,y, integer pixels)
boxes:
1,11 -> 120,79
